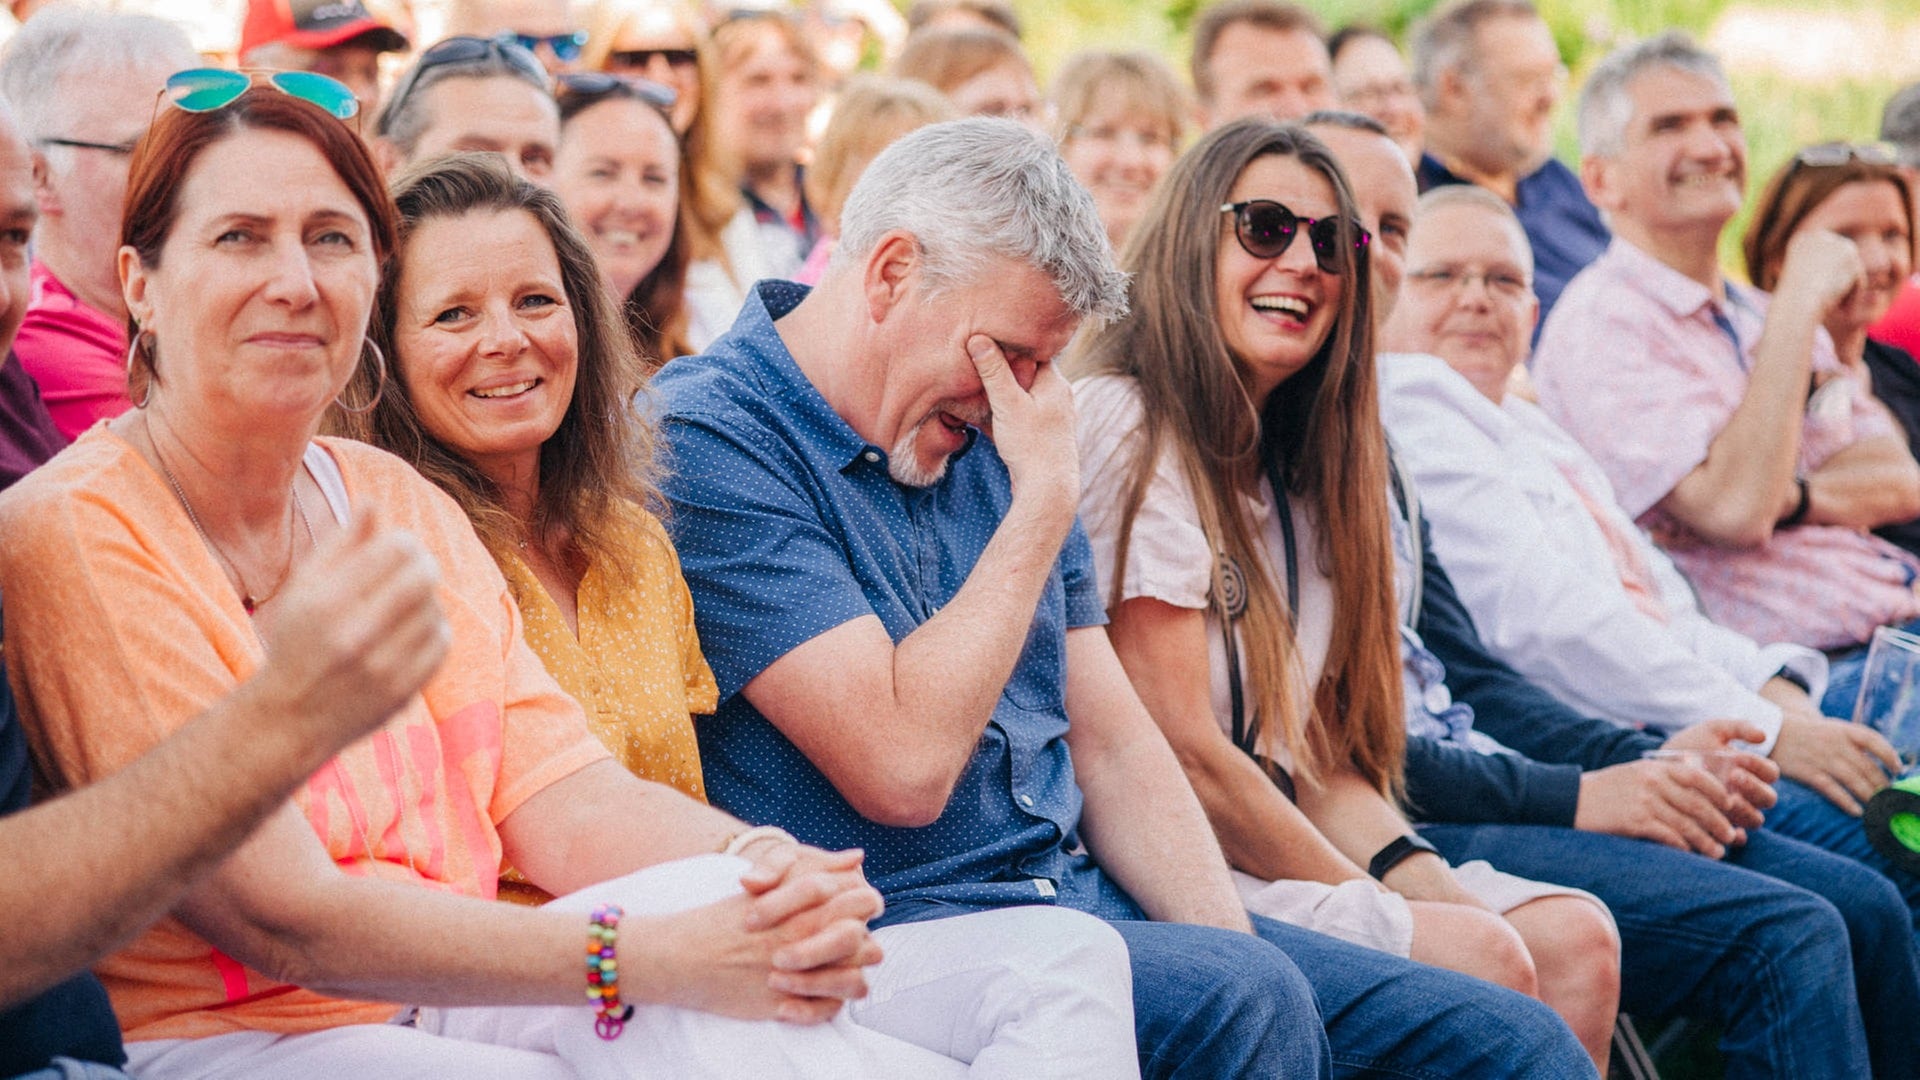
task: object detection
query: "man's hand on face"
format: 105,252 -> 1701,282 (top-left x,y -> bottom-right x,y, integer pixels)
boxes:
968,334 -> 1079,518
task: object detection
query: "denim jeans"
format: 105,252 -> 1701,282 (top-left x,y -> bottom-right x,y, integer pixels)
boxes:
1418,823 -> 1908,1080
1765,777 -> 1920,934
1109,915 -> 1592,1080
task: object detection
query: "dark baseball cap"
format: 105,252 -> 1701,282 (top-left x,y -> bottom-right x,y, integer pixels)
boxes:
241,0 -> 409,56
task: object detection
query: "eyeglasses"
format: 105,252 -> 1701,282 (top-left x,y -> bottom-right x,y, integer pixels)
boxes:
555,72 -> 677,112
607,47 -> 698,71
37,135 -> 140,156
511,30 -> 590,62
379,35 -> 549,134
1406,265 -> 1532,300
1793,142 -> 1900,169
1220,200 -> 1370,273
162,68 -> 360,121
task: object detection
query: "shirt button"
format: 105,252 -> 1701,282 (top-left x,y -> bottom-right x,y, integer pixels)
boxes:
1020,794 -> 1035,808
863,450 -> 880,463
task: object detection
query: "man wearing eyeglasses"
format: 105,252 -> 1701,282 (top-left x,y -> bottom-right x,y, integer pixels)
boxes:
0,8 -> 195,442
238,0 -> 410,121
447,0 -> 588,76
1411,0 -> 1606,330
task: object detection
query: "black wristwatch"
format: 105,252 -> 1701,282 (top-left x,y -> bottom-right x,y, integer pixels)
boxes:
1778,477 -> 1811,527
1368,834 -> 1441,881
1772,666 -> 1812,693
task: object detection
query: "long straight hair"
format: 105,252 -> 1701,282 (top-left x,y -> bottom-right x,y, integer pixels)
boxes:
1069,119 -> 1404,794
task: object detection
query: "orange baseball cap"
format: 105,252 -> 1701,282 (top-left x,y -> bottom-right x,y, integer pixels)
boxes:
241,0 -> 408,56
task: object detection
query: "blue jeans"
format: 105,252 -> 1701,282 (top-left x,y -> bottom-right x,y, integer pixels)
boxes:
1418,823 -> 1904,1080
1765,777 -> 1920,933
1110,914 -> 1591,1080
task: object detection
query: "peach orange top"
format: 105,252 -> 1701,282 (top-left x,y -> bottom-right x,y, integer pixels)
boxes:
0,430 -> 611,1041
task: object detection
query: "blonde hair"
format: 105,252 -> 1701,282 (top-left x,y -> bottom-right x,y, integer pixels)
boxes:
891,26 -> 1031,97
805,76 -> 956,235
1051,49 -> 1190,150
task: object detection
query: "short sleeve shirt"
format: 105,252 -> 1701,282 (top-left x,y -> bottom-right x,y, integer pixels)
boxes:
0,431 -> 611,1041
1534,238 -> 1920,650
653,281 -> 1138,926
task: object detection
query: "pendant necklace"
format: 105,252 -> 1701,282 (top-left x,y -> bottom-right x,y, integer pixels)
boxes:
147,418 -> 314,614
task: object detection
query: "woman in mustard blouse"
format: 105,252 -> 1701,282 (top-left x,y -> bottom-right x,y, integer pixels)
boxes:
346,153 -> 716,897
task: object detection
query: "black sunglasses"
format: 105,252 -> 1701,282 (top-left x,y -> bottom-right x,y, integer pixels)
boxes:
1220,200 -> 1370,274
379,35 -> 549,135
512,30 -> 589,62
608,47 -> 698,70
555,72 -> 677,112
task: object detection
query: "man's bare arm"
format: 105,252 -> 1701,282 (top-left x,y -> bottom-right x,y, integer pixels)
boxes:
0,515 -> 448,1008
1803,434 -> 1920,529
1659,231 -> 1864,546
741,339 -> 1080,827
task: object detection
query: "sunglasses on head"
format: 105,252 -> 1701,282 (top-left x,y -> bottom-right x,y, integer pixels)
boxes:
555,72 -> 678,112
1793,141 -> 1901,169
512,30 -> 590,62
161,68 -> 360,122
1220,200 -> 1370,274
608,47 -> 698,70
379,35 -> 548,134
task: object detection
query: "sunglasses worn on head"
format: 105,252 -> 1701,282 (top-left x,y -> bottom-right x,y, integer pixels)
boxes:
513,30 -> 590,62
380,35 -> 549,134
608,47 -> 698,70
555,72 -> 677,112
164,68 -> 360,120
1793,142 -> 1900,169
1220,200 -> 1370,274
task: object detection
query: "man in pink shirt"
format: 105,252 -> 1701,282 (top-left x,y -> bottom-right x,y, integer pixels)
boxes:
1534,32 -> 1920,707
0,8 -> 196,440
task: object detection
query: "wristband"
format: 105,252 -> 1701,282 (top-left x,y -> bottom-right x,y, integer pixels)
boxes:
1778,477 -> 1811,527
1772,665 -> 1812,693
1367,834 -> 1440,881
722,824 -> 797,857
587,904 -> 632,1040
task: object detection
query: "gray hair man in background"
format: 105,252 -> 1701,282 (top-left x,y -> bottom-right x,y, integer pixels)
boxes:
0,7 -> 196,441
372,35 -> 559,182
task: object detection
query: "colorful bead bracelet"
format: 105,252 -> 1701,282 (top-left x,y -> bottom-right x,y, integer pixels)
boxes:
587,903 -> 633,1040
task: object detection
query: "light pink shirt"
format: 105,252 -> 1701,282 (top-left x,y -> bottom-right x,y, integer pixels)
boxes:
1534,238 -> 1920,650
16,260 -> 131,440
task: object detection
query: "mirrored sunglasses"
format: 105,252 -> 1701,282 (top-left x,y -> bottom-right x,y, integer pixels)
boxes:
164,68 -> 359,121
513,30 -> 590,62
1220,199 -> 1370,274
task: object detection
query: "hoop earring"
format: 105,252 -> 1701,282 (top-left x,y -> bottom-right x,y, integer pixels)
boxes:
335,338 -> 387,415
125,328 -> 156,409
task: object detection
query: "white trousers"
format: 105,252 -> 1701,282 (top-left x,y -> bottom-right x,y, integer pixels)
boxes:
127,855 -> 1136,1079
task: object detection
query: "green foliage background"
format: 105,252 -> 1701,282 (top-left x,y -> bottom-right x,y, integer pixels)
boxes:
985,0 -> 1918,280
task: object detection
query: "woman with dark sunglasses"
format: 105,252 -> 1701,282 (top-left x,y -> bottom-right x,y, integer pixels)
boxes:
554,73 -> 692,367
0,77 -> 1003,1079
584,0 -> 706,136
1068,119 -> 1621,1072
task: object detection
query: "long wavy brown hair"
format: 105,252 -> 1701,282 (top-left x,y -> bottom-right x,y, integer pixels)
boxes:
337,153 -> 661,582
1068,119 -> 1404,794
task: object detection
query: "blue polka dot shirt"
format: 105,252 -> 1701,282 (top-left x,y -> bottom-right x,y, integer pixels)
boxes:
652,282 -> 1143,927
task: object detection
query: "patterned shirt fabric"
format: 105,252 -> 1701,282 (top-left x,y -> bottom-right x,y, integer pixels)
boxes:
0,431 -> 611,1042
1415,156 -> 1610,330
654,281 -> 1142,928
1534,238 -> 1920,651
16,260 -> 131,441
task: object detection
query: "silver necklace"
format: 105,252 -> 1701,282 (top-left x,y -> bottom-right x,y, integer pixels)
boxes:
147,420 -> 314,614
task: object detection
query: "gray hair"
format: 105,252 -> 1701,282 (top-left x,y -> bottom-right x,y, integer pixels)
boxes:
1302,108 -> 1389,137
1882,82 -> 1920,168
1415,184 -> 1534,273
1408,0 -> 1537,105
1577,31 -> 1728,160
834,117 -> 1129,324
0,7 -> 197,147
375,53 -> 552,158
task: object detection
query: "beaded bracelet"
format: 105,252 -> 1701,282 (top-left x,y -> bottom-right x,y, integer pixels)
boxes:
587,904 -> 633,1040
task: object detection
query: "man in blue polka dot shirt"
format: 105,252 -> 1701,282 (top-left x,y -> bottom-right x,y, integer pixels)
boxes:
654,117 -> 1591,1078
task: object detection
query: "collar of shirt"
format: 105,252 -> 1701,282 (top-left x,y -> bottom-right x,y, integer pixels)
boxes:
716,280 -> 979,477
